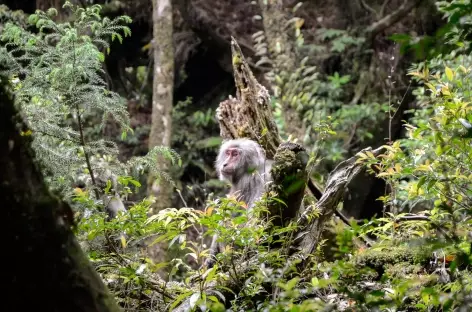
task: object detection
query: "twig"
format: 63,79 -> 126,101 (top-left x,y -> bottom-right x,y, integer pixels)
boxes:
380,0 -> 392,17
359,0 -> 379,18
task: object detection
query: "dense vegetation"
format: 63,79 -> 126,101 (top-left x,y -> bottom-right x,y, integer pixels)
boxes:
1,0 -> 472,311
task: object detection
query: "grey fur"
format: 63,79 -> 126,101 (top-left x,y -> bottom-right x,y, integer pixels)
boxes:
205,139 -> 273,268
215,138 -> 272,209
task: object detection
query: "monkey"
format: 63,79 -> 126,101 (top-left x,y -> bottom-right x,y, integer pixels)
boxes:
101,194 -> 127,221
74,156 -> 128,221
205,139 -> 272,267
206,138 -> 355,267
215,138 -> 273,209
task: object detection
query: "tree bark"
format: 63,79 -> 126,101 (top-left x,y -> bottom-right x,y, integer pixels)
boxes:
216,37 -> 281,158
267,142 -> 309,227
0,86 -> 121,311
148,0 -> 175,212
295,146 -> 385,257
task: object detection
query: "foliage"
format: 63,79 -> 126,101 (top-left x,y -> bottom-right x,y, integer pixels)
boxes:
0,2 -> 180,209
0,4 -> 29,32
354,54 -> 472,311
315,28 -> 365,53
169,96 -> 226,208
253,9 -> 387,176
392,0 -> 472,59
2,1 -> 472,312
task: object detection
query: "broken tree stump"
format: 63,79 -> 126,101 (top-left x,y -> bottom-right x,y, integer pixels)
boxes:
216,37 -> 280,159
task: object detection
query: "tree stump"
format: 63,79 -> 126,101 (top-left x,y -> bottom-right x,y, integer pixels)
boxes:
216,37 -> 280,159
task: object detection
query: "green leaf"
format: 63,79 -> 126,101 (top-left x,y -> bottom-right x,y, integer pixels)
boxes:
417,176 -> 427,190
445,66 -> 454,81
169,291 -> 193,311
426,179 -> 437,191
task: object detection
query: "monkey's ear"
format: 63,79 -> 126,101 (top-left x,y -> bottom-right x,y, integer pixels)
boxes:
255,145 -> 266,162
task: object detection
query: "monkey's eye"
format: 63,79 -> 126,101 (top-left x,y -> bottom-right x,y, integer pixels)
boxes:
225,148 -> 239,157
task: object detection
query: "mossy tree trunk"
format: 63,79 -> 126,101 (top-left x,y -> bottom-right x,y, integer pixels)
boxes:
0,86 -> 121,311
148,0 -> 175,212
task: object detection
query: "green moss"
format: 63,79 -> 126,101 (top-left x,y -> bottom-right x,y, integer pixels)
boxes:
353,243 -> 433,275
385,262 -> 423,279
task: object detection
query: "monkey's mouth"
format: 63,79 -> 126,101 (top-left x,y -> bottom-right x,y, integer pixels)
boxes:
221,168 -> 235,176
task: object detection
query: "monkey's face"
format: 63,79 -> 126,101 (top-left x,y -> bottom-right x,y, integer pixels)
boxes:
216,139 -> 265,184
220,146 -> 242,178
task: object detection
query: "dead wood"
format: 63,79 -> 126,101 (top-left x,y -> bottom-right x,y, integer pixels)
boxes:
216,37 -> 280,159
294,146 -> 385,256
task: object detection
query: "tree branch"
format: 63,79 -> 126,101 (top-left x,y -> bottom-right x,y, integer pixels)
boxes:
294,146 -> 385,256
359,0 -> 379,18
365,0 -> 424,40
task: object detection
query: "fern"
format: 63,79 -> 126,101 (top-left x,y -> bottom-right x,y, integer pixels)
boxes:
0,2 -> 177,210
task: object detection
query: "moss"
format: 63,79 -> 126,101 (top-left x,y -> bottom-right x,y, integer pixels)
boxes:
352,243 -> 434,276
385,262 -> 423,279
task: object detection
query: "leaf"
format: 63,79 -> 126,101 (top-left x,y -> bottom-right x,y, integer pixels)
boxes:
417,176 -> 427,190
445,66 -> 454,81
394,163 -> 402,172
150,233 -> 171,246
189,292 -> 200,309
426,179 -> 437,191
285,277 -> 300,290
203,265 -> 217,284
120,235 -> 127,248
169,291 -> 193,311
209,302 -> 225,312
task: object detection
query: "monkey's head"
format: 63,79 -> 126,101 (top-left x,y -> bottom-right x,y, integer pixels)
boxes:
216,138 -> 266,183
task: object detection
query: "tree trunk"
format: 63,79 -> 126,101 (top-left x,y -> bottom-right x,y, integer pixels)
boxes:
0,86 -> 121,311
148,0 -> 175,212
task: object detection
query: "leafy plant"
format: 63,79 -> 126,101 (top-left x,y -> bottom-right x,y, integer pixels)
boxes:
354,54 -> 472,310
0,2 -> 180,208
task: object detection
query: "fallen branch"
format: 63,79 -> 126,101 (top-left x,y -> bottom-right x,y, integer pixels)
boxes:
295,146 -> 385,256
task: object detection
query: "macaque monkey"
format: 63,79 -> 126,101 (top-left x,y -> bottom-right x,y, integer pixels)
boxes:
102,194 -> 126,221
215,138 -> 273,209
206,139 -> 272,267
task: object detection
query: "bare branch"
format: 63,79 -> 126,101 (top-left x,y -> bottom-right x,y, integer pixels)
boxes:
359,0 -> 379,18
365,0 -> 424,40
294,146 -> 386,256
380,0 -> 392,17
